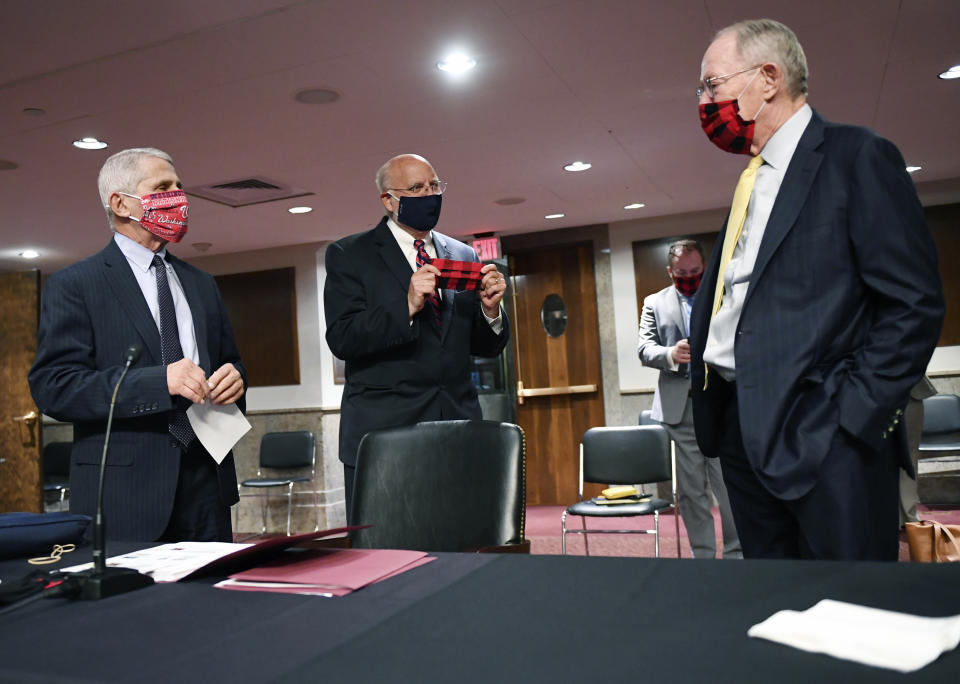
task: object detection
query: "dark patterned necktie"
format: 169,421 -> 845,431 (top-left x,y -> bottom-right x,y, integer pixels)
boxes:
413,239 -> 442,332
153,254 -> 195,448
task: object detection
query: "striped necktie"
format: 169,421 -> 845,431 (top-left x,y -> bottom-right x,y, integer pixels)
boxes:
414,239 -> 442,332
153,254 -> 196,448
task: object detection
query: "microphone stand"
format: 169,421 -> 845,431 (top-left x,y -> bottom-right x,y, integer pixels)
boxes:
76,346 -> 155,600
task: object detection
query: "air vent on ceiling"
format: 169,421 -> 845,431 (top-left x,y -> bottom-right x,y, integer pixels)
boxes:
185,175 -> 313,208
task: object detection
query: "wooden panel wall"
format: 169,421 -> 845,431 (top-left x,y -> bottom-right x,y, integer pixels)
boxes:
215,267 -> 300,387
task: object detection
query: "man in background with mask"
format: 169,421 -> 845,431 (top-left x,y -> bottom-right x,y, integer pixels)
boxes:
640,239 -> 740,559
688,19 -> 943,560
30,147 -> 246,542
324,153 -> 509,517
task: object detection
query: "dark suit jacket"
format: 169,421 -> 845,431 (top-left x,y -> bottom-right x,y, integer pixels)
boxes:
29,238 -> 246,541
690,109 -> 944,500
324,218 -> 509,466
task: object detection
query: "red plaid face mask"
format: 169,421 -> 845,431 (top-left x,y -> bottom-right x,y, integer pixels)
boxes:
672,273 -> 702,297
120,190 -> 189,243
698,69 -> 765,155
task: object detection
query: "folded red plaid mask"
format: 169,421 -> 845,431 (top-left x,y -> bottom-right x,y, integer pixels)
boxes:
431,259 -> 484,291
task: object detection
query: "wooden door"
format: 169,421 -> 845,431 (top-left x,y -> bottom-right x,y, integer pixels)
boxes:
0,270 -> 43,512
508,243 -> 605,505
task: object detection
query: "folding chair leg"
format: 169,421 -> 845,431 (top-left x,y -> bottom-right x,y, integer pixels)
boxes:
561,511 -> 568,555
312,482 -> 321,532
674,508 -> 681,558
581,516 -> 590,556
286,482 -> 294,536
654,510 -> 660,558
259,491 -> 268,535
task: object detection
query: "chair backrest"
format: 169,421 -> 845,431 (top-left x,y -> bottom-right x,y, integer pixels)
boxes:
638,410 -> 657,426
351,420 -> 525,552
43,442 -> 72,478
259,431 -> 315,470
921,394 -> 960,437
581,425 -> 671,486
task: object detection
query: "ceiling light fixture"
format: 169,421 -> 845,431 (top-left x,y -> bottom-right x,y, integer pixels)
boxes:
563,161 -> 591,172
19,250 -> 40,259
906,166 -> 922,173
545,213 -> 565,219
938,65 -> 960,80
437,52 -> 477,74
624,202 -> 646,210
288,206 -> 313,214
72,137 -> 108,150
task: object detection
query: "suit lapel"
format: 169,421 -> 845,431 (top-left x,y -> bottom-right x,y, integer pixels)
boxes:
665,287 -> 688,338
373,219 -> 415,293
168,255 -> 211,373
100,240 -> 162,363
746,112 -> 825,308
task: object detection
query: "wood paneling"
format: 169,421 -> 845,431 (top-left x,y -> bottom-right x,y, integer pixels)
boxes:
0,271 -> 42,513
216,267 -> 300,387
509,243 -> 605,505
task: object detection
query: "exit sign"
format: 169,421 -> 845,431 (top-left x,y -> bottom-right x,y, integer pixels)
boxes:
471,236 -> 501,261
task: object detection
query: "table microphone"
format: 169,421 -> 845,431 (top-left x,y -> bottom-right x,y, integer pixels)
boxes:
76,345 -> 155,600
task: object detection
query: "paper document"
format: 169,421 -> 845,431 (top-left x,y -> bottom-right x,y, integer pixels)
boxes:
187,400 -> 251,464
61,542 -> 252,583
748,599 -> 960,672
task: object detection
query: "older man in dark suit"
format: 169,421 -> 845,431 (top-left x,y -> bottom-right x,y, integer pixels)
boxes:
324,154 -> 509,517
30,147 -> 246,542
689,20 -> 944,560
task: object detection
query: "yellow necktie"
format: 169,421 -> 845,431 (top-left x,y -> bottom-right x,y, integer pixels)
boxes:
711,155 -> 764,316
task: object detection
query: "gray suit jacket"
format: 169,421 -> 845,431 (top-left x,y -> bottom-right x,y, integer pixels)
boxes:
639,284 -> 692,425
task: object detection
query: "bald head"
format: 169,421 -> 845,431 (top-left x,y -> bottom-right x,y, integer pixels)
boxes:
375,154 -> 436,194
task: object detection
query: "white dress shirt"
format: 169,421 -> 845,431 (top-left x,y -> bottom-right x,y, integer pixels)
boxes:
114,232 -> 199,364
703,104 -> 813,379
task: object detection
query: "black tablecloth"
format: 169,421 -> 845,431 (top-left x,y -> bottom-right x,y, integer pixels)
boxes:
1,547 -> 959,683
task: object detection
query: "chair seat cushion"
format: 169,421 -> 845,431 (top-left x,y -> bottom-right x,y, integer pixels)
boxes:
566,498 -> 671,517
240,476 -> 310,487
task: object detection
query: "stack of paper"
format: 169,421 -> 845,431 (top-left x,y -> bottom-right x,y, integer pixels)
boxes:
215,548 -> 435,596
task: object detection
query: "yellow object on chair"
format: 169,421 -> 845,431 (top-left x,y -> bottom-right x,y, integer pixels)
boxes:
602,485 -> 639,499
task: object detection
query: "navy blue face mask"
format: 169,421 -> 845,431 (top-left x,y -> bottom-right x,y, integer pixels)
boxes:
394,193 -> 442,232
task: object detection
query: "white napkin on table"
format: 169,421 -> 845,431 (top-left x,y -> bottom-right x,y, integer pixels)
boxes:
748,599 -> 960,673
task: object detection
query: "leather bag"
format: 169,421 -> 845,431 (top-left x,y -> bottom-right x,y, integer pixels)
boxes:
904,520 -> 960,562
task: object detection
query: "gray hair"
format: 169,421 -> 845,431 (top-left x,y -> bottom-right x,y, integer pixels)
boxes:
97,147 -> 173,229
718,19 -> 808,98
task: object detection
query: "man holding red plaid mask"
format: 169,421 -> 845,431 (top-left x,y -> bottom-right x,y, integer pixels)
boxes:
324,154 -> 509,518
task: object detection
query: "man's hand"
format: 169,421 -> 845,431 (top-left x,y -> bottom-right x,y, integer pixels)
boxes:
480,264 -> 506,318
672,339 -> 691,364
167,358 -> 209,404
208,363 -> 245,405
408,264 -> 440,317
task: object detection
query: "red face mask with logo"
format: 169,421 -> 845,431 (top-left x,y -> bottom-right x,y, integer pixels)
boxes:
121,190 -> 189,242
672,273 -> 702,297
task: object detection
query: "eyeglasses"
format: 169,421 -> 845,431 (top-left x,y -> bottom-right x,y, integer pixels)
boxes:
385,180 -> 447,197
696,65 -> 761,100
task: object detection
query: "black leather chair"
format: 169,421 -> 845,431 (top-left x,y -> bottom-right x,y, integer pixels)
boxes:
43,442 -> 72,511
919,394 -> 960,454
350,420 -> 528,552
239,431 -> 319,536
561,425 -> 680,557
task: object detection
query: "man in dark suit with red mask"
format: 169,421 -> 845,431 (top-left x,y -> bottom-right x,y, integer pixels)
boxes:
689,20 -> 943,560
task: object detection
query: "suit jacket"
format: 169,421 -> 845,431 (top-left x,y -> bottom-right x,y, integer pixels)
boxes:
29,238 -> 246,541
689,109 -> 944,500
324,218 -> 509,466
639,284 -> 692,425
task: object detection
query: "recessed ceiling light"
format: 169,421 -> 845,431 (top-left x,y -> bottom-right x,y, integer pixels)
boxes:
906,166 -> 922,173
624,202 -> 646,210
293,87 -> 341,105
938,65 -> 960,80
545,213 -> 565,219
288,206 -> 313,214
72,137 -> 108,150
563,161 -> 591,172
19,250 -> 40,259
437,52 -> 477,74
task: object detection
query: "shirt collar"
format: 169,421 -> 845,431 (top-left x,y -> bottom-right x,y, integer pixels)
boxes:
387,217 -> 434,250
114,232 -> 167,272
759,103 -> 812,172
